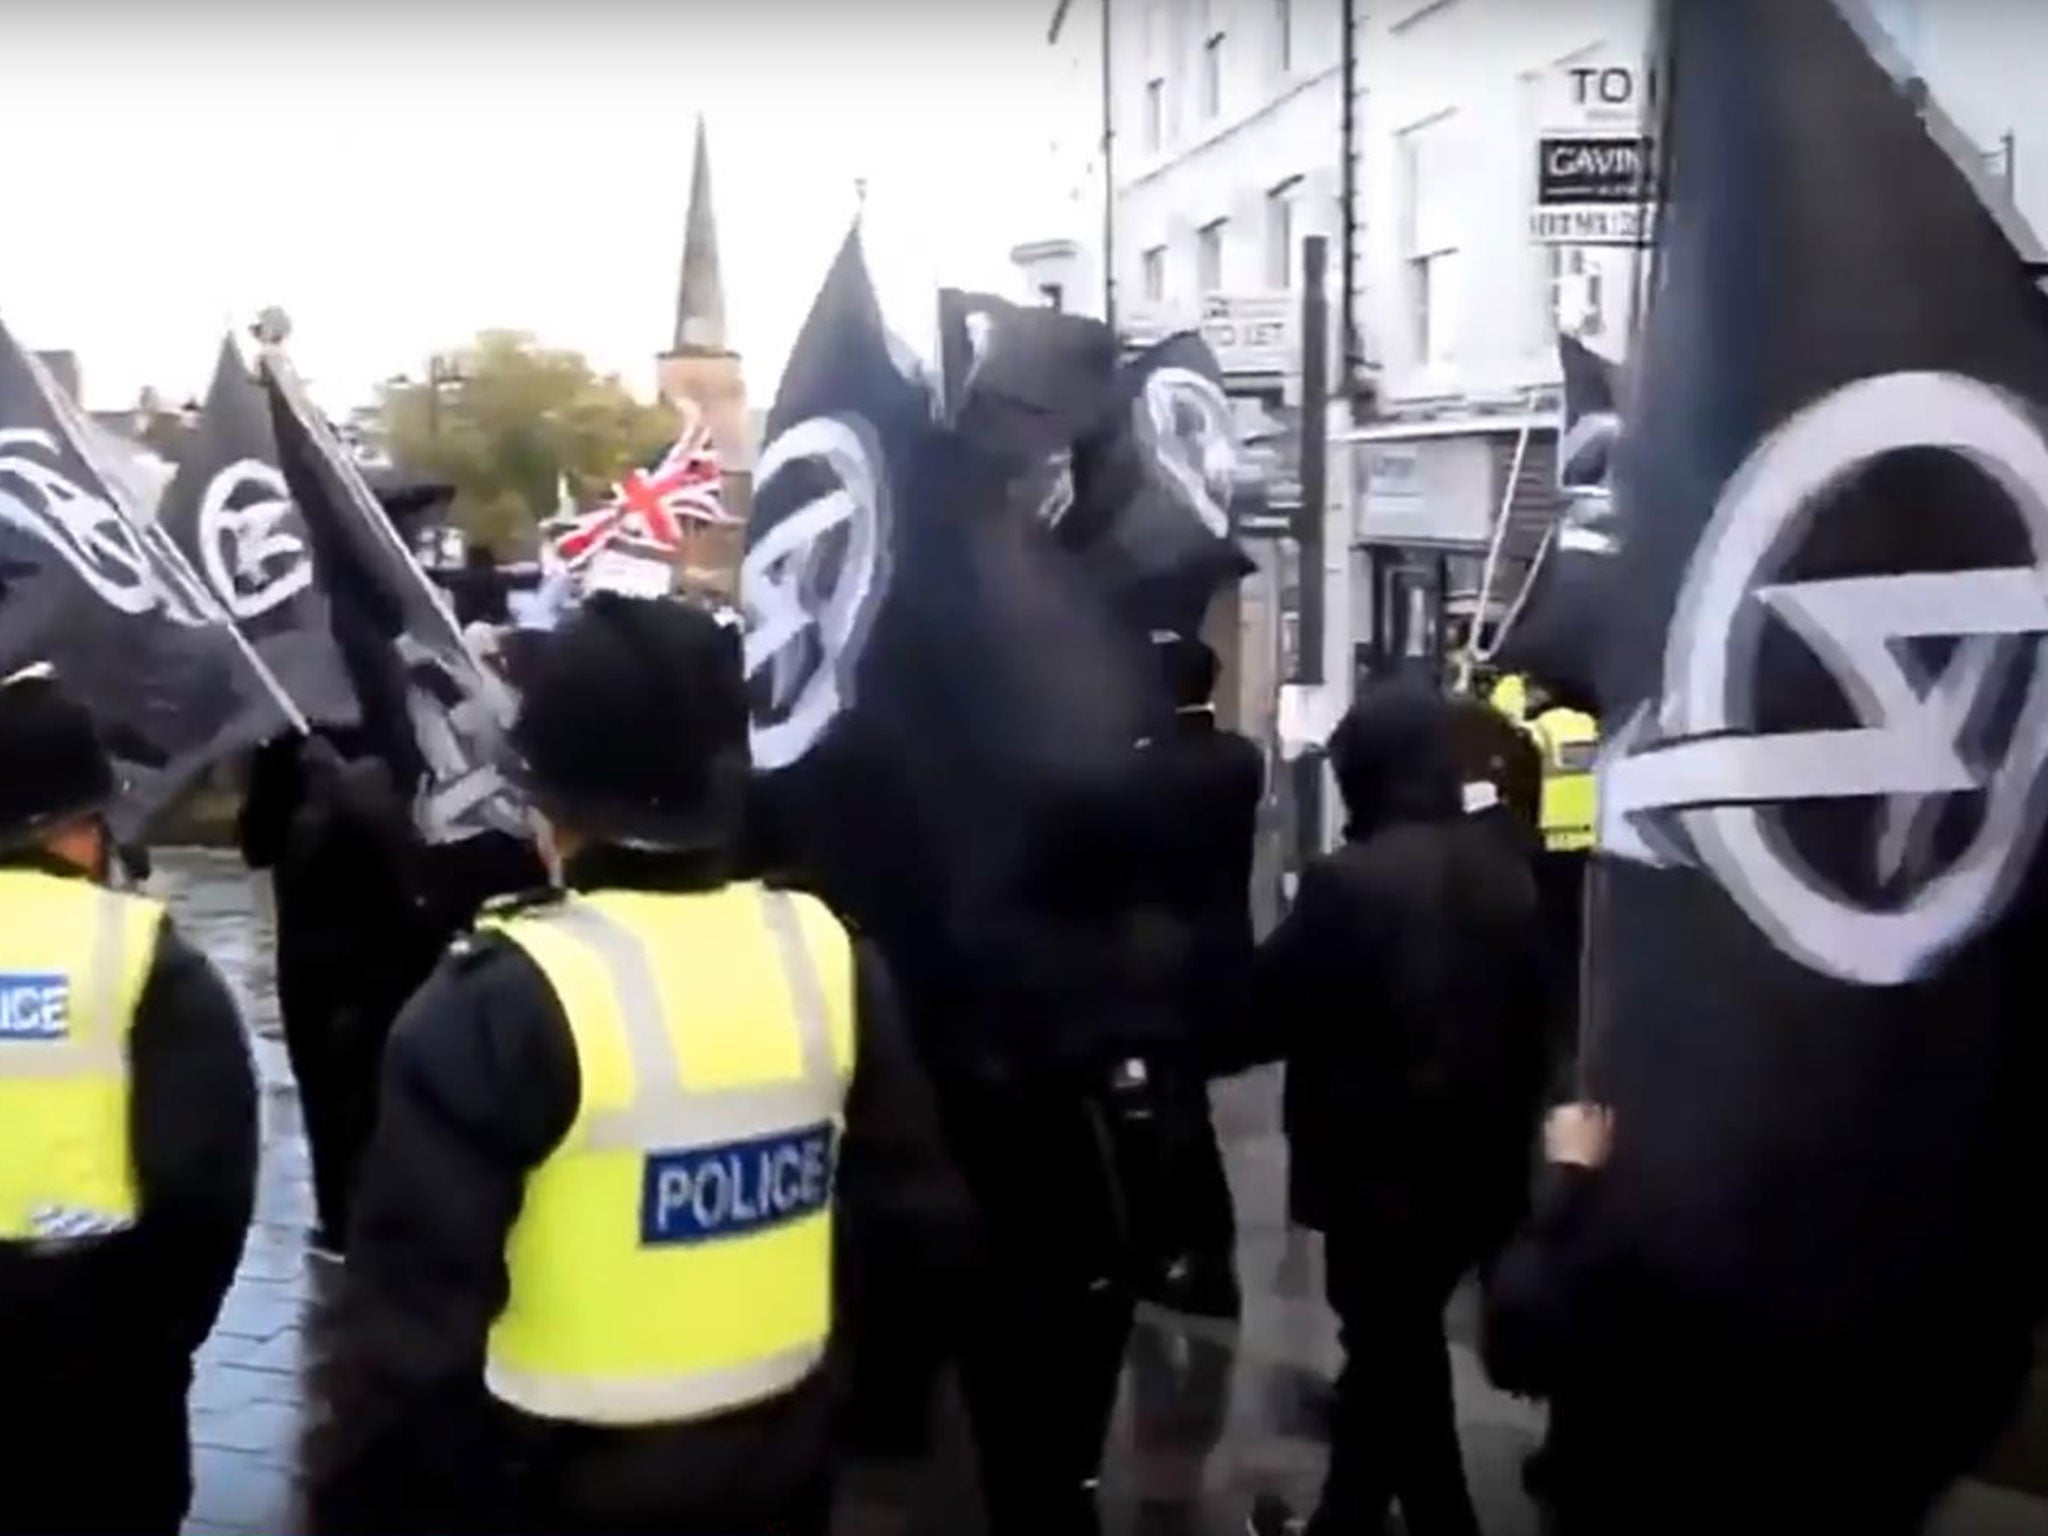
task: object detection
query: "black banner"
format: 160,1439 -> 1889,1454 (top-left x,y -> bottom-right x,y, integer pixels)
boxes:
1586,0 -> 2048,1502
261,352 -> 523,844
744,234 -> 1157,1065
1068,332 -> 1256,639
0,320 -> 291,837
1492,336 -> 1625,707
158,337 -> 359,735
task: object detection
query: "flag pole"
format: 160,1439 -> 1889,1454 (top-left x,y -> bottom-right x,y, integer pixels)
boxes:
19,346 -> 312,736
253,332 -> 516,725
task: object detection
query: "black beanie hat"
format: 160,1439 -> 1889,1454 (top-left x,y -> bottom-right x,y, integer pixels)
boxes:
0,664 -> 119,848
507,594 -> 751,851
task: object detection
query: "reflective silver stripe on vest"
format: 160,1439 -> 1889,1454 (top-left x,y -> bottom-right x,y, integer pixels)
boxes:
486,1337 -> 825,1427
531,890 -> 843,1153
0,888 -> 132,1080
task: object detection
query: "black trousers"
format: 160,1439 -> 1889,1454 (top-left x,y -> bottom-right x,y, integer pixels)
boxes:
1113,1066 -> 1240,1319
281,993 -> 390,1247
1310,1229 -> 1480,1536
946,1080 -> 1138,1536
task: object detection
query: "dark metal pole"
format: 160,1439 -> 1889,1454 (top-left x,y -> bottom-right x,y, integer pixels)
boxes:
1339,0 -> 1359,392
1101,0 -> 1117,333
1293,235 -> 1330,871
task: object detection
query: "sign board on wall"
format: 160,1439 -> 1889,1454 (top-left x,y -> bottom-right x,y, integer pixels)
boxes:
1350,435 -> 1495,547
1530,200 -> 1657,246
1531,53 -> 1656,247
1200,293 -> 1296,377
1537,135 -> 1655,204
1542,60 -> 1650,131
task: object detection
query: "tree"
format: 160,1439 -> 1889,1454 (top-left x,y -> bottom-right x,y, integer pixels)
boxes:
378,331 -> 679,556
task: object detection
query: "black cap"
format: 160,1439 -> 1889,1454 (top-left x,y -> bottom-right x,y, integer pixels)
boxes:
507,593 -> 750,852
0,664 -> 119,848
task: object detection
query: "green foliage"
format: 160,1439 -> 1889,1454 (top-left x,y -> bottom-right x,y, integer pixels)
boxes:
378,331 -> 678,556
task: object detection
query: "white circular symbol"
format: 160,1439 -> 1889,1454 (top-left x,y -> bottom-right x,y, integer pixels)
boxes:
1135,367 -> 1238,539
0,429 -> 158,614
197,459 -> 313,620
740,415 -> 890,772
1667,371 -> 2048,984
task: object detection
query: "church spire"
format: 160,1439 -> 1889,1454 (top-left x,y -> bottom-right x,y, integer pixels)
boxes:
671,115 -> 729,356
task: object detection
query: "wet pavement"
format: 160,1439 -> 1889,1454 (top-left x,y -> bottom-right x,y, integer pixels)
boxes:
150,848 -> 2048,1536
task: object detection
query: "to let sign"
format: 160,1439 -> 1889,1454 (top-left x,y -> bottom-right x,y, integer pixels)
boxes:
1200,293 -> 1296,376
1537,135 -> 1654,205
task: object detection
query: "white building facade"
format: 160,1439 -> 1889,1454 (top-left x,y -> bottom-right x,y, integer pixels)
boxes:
1017,0 -> 1348,338
1014,0 -> 2048,854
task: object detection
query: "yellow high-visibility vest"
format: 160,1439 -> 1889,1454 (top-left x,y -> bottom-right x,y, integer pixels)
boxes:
483,882 -> 856,1427
1531,707 -> 1599,853
0,867 -> 162,1242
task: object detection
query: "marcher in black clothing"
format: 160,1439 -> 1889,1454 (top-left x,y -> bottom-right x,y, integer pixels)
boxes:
1121,632 -> 1262,1319
944,771 -> 1192,1536
1246,683 -> 1549,1536
242,728 -> 543,1253
309,596 -> 971,1535
1486,1101 -> 2035,1536
0,667 -> 257,1534
243,732 -> 441,1251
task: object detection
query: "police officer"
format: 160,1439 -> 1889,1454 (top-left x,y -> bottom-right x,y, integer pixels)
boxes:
310,595 -> 970,1536
0,664 -> 257,1534
1490,674 -> 1597,1068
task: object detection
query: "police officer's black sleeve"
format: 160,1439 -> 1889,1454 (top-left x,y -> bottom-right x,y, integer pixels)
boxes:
308,938 -> 578,1535
127,919 -> 259,1356
832,941 -> 979,1460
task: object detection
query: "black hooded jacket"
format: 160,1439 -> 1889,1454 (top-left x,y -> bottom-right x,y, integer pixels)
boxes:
1248,687 -> 1549,1244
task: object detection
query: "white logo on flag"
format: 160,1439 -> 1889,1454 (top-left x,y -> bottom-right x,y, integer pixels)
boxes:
0,430 -> 160,614
741,416 -> 890,772
196,459 -> 313,620
1135,367 -> 1239,539
1604,372 -> 2048,985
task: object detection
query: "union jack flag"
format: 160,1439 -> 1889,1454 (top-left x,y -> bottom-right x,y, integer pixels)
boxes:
550,420 -> 733,568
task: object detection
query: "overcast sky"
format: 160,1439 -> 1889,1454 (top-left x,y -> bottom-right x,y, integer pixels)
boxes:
0,0 -> 1069,413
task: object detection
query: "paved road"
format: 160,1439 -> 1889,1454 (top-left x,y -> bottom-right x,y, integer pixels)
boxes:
152,849 -> 2048,1536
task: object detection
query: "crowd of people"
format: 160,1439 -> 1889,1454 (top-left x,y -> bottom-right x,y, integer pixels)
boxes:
6,571 -> 1991,1536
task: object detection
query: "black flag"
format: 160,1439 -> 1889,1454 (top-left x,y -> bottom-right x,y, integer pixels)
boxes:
1585,0 -> 2048,1511
1069,332 -> 1256,638
1557,333 -> 1621,495
260,351 -> 523,844
744,234 -> 1156,1046
0,320 -> 293,836
936,288 -> 1119,532
1491,336 -> 1627,705
157,337 -> 358,734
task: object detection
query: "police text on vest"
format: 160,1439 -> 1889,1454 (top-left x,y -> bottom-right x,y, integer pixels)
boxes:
640,1124 -> 836,1246
0,975 -> 69,1040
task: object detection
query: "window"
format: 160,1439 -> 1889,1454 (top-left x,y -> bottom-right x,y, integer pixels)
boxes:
1201,30 -> 1224,119
1266,178 -> 1299,289
1400,113 -> 1462,366
1142,246 -> 1167,303
1548,247 -> 1604,340
1410,251 -> 1463,365
1198,219 -> 1227,292
1039,282 -> 1065,312
1144,78 -> 1165,153
1274,0 -> 1293,74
